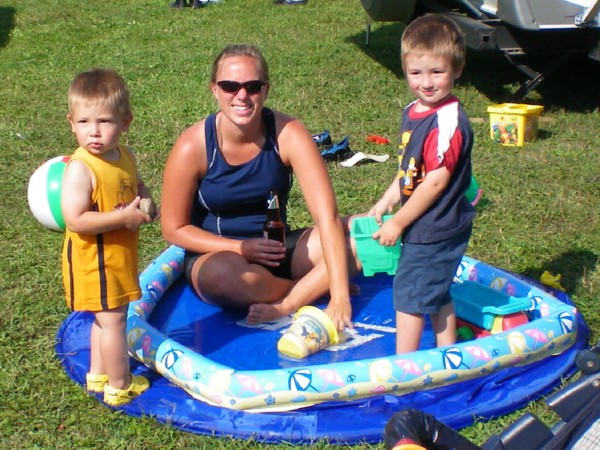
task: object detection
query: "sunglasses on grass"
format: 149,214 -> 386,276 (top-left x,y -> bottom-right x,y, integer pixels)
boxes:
216,80 -> 267,95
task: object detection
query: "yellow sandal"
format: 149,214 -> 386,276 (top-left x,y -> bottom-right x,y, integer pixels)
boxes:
85,373 -> 108,393
103,374 -> 149,406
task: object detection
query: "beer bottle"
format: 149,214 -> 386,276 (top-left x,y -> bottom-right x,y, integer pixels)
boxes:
263,190 -> 285,246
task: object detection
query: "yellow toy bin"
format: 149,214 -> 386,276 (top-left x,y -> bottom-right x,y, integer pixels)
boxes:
487,103 -> 544,146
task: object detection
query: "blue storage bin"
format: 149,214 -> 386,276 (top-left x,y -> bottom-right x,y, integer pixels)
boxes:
451,281 -> 531,330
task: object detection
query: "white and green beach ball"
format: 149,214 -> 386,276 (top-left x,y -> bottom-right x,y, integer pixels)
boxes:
28,155 -> 70,231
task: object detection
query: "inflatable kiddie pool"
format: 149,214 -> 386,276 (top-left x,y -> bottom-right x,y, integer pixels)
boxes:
56,245 -> 590,444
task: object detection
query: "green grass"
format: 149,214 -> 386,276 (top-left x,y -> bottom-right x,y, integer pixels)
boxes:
1,0 -> 599,448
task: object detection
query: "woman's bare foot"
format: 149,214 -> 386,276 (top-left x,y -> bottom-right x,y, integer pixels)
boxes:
246,302 -> 288,324
246,282 -> 359,325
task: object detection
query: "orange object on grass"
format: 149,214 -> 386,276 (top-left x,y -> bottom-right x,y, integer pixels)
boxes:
366,134 -> 389,145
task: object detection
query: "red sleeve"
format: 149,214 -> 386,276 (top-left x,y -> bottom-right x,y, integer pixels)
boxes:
423,128 -> 464,174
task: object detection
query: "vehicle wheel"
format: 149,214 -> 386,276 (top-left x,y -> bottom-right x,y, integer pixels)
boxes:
575,349 -> 600,375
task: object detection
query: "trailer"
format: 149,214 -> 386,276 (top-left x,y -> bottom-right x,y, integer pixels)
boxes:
360,0 -> 600,99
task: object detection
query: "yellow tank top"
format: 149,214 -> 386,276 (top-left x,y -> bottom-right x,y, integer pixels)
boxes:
62,145 -> 141,312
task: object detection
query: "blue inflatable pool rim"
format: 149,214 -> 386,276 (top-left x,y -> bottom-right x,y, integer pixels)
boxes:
55,245 -> 590,444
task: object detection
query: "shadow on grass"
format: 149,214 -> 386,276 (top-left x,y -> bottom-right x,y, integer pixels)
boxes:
347,23 -> 600,112
473,196 -> 491,213
521,249 -> 598,295
0,6 -> 16,48
350,22 -> 405,79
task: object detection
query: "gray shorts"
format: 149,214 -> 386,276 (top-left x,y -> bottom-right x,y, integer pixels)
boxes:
393,225 -> 472,315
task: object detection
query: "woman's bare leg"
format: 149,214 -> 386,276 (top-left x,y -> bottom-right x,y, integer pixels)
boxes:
247,226 -> 361,323
188,215 -> 362,324
189,251 -> 295,307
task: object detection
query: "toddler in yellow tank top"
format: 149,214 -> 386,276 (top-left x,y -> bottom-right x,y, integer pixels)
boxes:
61,68 -> 157,406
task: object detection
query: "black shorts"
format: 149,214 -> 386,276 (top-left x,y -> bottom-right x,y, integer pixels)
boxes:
183,228 -> 308,284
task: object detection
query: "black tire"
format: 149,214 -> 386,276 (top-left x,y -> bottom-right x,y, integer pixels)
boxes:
576,349 -> 600,375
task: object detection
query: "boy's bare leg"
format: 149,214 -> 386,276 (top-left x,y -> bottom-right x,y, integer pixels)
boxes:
431,301 -> 457,348
95,306 -> 130,389
89,319 -> 103,375
395,311 -> 424,354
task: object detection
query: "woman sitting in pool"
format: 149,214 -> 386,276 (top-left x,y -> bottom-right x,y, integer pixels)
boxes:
160,44 -> 358,331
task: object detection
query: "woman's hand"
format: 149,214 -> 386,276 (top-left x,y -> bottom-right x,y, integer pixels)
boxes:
325,300 -> 353,332
240,238 -> 286,266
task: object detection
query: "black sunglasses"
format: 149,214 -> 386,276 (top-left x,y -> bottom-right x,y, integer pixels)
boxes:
217,80 -> 267,95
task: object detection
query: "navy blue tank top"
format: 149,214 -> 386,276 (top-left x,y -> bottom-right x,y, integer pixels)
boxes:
190,108 -> 293,239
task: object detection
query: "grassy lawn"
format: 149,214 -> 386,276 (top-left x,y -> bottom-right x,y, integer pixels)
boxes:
1,0 -> 599,448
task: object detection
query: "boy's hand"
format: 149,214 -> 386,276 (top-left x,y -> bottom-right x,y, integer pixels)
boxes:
122,197 -> 152,230
139,197 -> 159,222
368,202 -> 393,225
373,217 -> 402,247
139,198 -> 155,217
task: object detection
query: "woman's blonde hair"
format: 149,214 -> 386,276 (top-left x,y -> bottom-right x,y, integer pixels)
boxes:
210,44 -> 270,84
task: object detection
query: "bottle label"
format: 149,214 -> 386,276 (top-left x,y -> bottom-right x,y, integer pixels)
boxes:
267,196 -> 279,210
